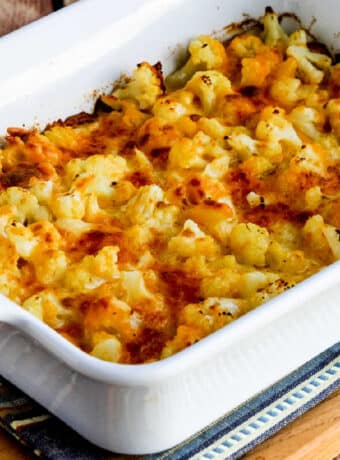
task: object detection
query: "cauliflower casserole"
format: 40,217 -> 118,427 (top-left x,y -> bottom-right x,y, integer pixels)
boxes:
0,9 -> 339,364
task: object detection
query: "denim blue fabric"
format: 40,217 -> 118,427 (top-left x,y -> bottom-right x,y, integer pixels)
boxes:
0,342 -> 338,460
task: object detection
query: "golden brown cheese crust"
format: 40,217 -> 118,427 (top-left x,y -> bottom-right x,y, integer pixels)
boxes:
0,11 -> 339,363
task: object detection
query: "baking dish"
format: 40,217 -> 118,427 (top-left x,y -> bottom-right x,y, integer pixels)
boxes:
0,0 -> 339,454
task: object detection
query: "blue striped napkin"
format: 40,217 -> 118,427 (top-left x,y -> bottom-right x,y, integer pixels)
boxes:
0,342 -> 339,460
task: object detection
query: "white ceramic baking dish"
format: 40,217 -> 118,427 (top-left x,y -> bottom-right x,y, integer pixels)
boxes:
0,0 -> 339,454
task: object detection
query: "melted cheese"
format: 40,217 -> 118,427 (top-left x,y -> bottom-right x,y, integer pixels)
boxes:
0,11 -> 339,363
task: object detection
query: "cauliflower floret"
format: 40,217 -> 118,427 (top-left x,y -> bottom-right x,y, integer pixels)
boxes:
185,70 -> 233,114
5,223 -> 37,258
179,297 -> 243,335
239,271 -> 278,297
287,30 -> 332,84
203,156 -> 230,179
186,201 -> 233,243
90,335 -> 122,363
124,184 -> 164,225
29,179 -> 53,206
63,246 -> 119,293
288,106 -> 324,140
305,186 -> 322,211
32,250 -> 68,285
23,290 -> 74,328
113,62 -> 164,110
84,297 -> 141,345
148,204 -> 179,236
302,215 -> 334,262
152,94 -> 190,123
120,270 -> 154,305
241,50 -> 281,88
228,34 -> 264,59
167,219 -> 220,258
261,8 -> 288,51
228,132 -> 259,160
270,76 -> 303,107
327,99 -> 340,139
266,241 -> 307,273
229,223 -> 270,267
65,154 -> 127,197
166,35 -> 228,89
256,107 -> 302,148
52,191 -> 85,220
200,268 -> 241,298
30,221 -> 62,249
323,225 -> 340,260
169,131 -> 227,169
197,117 -> 231,142
91,246 -> 120,280
290,144 -> 326,176
0,187 -> 50,223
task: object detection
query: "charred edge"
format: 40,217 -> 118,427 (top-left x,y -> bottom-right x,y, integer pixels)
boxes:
93,97 -> 114,114
307,41 -> 333,58
154,61 -> 166,93
223,19 -> 263,45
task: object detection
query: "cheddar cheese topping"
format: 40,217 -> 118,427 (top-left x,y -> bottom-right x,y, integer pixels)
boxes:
0,9 -> 339,363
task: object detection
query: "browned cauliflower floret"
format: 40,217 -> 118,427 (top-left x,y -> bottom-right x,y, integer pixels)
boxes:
166,35 -> 228,89
185,70 -> 233,114
113,62 -> 164,110
261,8 -> 288,51
287,30 -> 332,84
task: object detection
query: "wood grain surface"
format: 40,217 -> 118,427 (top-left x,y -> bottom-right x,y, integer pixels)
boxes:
244,387 -> 340,460
0,0 -> 53,36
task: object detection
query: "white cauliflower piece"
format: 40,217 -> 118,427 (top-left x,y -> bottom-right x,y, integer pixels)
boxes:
169,131 -> 227,169
113,62 -> 164,110
63,246 -> 119,293
185,70 -> 233,114
29,179 -> 53,206
323,225 -> 340,260
303,215 -> 334,262
5,223 -> 37,258
125,184 -> 164,225
288,106 -> 323,140
120,270 -> 153,305
287,30 -> 332,84
179,297 -> 243,335
168,219 -> 220,258
228,133 -> 259,160
166,35 -> 228,89
23,290 -> 74,328
32,249 -> 68,285
90,336 -> 122,363
261,8 -> 288,50
229,223 -> 270,267
0,187 -> 50,223
290,144 -> 326,176
256,107 -> 302,148
305,186 -> 322,211
52,191 -> 85,220
65,154 -> 127,198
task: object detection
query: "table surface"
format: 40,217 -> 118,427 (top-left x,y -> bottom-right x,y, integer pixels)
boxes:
0,1 -> 339,459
